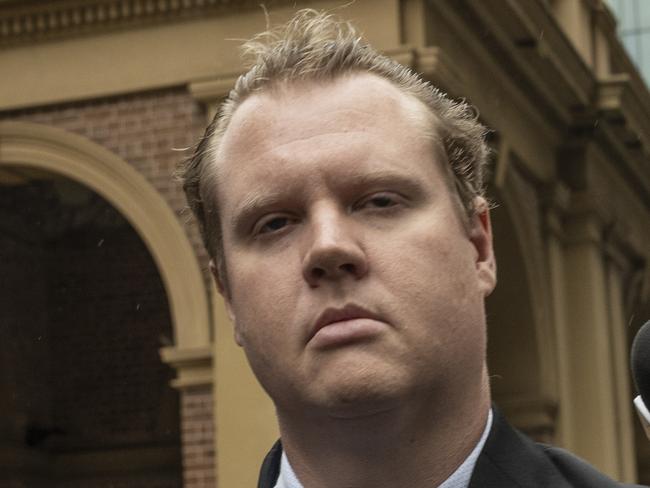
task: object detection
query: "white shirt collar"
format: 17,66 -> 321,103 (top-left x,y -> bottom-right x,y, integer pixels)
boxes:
273,408 -> 493,488
438,408 -> 493,488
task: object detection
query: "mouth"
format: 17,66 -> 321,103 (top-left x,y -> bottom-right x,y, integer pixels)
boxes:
309,303 -> 385,345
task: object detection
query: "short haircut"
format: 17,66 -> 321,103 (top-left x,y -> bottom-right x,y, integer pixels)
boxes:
179,9 -> 490,283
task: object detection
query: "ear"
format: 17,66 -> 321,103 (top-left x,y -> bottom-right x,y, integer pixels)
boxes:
468,197 -> 497,297
209,259 -> 244,346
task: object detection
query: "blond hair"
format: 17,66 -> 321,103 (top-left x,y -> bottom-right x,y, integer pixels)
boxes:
180,9 -> 490,280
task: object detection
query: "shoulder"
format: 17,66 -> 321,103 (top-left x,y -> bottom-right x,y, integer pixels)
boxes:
541,444 -> 645,488
472,407 -> 646,487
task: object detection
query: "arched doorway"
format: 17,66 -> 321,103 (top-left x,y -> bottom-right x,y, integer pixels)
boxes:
0,121 -> 210,349
0,167 -> 181,485
0,121 -> 214,485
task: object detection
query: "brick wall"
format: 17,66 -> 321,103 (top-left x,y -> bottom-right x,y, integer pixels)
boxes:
0,234 -> 51,444
180,387 -> 216,488
47,219 -> 179,449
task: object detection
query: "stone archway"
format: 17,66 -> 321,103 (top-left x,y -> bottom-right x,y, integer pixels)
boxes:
0,121 -> 210,349
0,121 -> 215,485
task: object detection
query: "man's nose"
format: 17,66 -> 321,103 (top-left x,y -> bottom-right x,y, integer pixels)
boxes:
301,208 -> 368,287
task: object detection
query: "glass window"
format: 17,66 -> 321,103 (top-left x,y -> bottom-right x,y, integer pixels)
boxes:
606,0 -> 650,84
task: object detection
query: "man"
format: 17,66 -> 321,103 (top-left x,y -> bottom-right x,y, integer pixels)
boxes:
180,9 -> 642,488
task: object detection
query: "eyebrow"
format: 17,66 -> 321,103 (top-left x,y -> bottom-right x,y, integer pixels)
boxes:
229,168 -> 429,234
336,170 -> 430,205
230,191 -> 290,234
342,170 -> 428,195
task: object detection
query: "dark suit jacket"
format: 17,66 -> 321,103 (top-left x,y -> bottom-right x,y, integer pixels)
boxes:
257,409 -> 645,487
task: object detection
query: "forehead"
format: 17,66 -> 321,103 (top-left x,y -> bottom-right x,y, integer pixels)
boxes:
215,73 -> 436,166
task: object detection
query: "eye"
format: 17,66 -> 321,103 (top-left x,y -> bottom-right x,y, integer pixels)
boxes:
256,215 -> 294,235
366,195 -> 397,208
357,193 -> 401,210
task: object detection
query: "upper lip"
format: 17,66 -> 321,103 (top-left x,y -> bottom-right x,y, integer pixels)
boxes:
310,304 -> 383,340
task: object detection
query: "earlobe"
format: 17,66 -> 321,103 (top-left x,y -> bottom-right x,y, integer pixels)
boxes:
469,198 -> 497,296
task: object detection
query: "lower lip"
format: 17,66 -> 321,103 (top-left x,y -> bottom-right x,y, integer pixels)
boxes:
309,318 -> 386,349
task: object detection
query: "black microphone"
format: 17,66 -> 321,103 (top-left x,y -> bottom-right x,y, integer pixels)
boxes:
631,320 -> 650,439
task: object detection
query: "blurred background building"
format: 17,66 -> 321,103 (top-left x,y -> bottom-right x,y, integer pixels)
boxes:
0,0 -> 649,486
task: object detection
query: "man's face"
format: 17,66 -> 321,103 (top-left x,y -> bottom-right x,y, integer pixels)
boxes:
213,74 -> 496,417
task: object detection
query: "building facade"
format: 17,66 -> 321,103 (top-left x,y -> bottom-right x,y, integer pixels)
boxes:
1,0 -> 649,486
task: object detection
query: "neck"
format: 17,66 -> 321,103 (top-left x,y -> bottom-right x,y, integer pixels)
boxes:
276,377 -> 491,488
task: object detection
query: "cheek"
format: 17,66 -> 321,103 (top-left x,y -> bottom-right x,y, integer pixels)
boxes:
227,252 -> 299,343
225,252 -> 308,400
374,224 -> 483,334
374,232 -> 487,380
378,222 -> 476,292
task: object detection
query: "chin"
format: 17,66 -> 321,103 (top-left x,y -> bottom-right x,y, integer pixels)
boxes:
315,393 -> 399,420
306,368 -> 408,418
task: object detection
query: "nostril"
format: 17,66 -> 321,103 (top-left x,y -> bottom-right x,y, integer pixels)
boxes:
340,263 -> 355,274
311,268 -> 325,279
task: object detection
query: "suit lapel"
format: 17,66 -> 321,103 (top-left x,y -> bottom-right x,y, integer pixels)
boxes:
258,440 -> 282,488
469,408 -> 572,488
